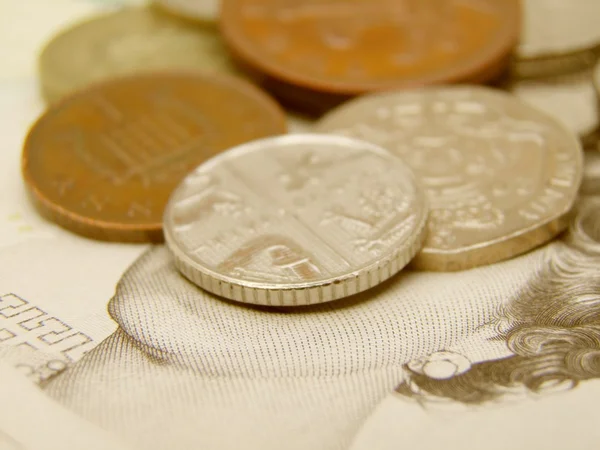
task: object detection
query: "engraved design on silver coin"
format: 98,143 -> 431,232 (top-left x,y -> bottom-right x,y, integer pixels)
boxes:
163,134 -> 428,306
316,86 -> 583,270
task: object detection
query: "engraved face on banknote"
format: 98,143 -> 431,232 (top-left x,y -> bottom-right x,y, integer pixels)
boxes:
163,134 -> 428,305
316,86 -> 583,270
40,201 -> 600,450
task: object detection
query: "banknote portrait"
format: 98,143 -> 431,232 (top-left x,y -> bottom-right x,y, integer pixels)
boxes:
397,199 -> 600,404
42,201 -> 600,450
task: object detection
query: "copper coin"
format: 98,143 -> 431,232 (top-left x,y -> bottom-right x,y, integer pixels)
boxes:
22,73 -> 287,243
220,0 -> 520,95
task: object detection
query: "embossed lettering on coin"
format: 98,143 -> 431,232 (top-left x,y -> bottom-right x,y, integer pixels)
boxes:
220,0 -> 519,95
38,7 -> 239,104
22,73 -> 286,242
316,86 -> 583,270
163,134 -> 428,306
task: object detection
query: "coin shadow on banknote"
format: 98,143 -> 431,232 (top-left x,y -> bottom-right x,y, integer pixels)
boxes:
396,200 -> 600,405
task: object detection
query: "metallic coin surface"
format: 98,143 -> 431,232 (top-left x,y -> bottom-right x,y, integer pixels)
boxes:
581,151 -> 600,196
153,0 -> 220,22
39,7 -> 238,104
518,0 -> 600,60
508,71 -> 599,141
316,86 -> 583,271
23,73 -> 287,243
594,59 -> 600,104
220,0 -> 520,95
163,134 -> 428,306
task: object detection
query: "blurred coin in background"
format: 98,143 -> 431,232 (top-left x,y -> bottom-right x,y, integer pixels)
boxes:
22,73 -> 287,242
220,0 -> 520,96
152,0 -> 220,23
316,86 -> 583,271
507,70 -> 599,146
38,7 -> 239,104
514,0 -> 600,78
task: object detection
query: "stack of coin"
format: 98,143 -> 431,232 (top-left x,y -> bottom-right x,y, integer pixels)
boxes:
514,0 -> 600,79
21,1 -> 594,307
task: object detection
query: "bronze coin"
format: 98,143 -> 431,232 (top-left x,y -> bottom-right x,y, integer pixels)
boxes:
22,72 -> 287,243
220,0 -> 520,95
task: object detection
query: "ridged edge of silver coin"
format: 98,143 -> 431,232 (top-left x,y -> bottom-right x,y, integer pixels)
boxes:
164,133 -> 429,306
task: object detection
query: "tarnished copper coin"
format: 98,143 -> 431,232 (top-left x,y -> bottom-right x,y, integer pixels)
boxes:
22,73 -> 286,242
220,0 -> 520,95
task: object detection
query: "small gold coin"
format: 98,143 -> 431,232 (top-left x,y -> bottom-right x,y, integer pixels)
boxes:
316,86 -> 583,271
163,134 -> 428,306
38,7 -> 237,104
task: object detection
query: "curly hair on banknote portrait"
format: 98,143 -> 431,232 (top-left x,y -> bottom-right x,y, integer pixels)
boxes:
397,200 -> 600,404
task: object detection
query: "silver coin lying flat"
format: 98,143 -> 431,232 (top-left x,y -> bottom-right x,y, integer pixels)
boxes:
316,86 -> 583,271
163,134 -> 428,306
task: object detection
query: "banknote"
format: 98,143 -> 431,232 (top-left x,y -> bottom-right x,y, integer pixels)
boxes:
2,1 -> 600,450
0,361 -> 134,450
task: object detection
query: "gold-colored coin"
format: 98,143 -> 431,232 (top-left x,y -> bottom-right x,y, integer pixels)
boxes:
163,134 -> 429,306
38,6 -> 237,104
316,86 -> 583,271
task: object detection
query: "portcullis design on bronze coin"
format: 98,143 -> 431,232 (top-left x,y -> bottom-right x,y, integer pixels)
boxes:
163,134 -> 428,306
22,73 -> 286,242
316,86 -> 583,271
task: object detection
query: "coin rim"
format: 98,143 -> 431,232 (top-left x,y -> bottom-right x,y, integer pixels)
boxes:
22,71 -> 288,242
163,133 -> 429,305
314,85 -> 584,270
219,0 -> 520,95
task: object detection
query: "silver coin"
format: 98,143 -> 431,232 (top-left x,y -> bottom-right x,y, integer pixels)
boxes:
508,70 -> 599,140
519,0 -> 600,60
316,86 -> 583,271
163,134 -> 428,306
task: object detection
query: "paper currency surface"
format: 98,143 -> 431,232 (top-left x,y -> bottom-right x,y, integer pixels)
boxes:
2,2 -> 600,450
